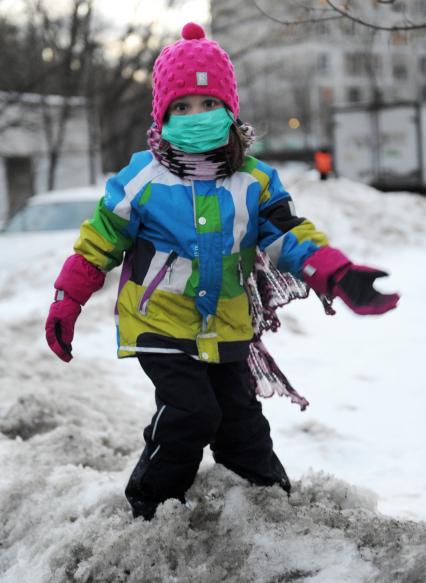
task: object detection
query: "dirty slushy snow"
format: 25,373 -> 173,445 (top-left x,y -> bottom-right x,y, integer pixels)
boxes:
1,173 -> 426,582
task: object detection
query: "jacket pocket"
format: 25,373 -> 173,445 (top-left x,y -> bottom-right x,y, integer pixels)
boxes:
139,251 -> 178,315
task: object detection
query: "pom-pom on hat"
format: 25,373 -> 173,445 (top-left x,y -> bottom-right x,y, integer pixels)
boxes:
152,22 -> 239,130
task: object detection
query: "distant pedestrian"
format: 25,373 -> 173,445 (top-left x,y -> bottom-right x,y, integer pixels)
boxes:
45,23 -> 399,521
314,147 -> 333,180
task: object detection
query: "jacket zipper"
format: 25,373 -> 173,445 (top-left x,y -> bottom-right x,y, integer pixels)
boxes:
139,251 -> 178,314
238,255 -> 251,314
238,255 -> 244,286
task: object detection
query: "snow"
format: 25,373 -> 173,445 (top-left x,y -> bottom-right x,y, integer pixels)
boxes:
0,185 -> 100,272
1,172 -> 426,582
0,231 -> 78,274
0,90 -> 87,107
26,186 -> 101,205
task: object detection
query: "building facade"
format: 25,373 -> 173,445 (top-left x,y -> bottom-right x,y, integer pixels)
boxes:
210,0 -> 426,155
0,92 -> 101,226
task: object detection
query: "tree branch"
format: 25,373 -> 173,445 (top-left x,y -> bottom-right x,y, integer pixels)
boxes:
251,0 -> 426,32
252,0 -> 343,26
325,0 -> 426,31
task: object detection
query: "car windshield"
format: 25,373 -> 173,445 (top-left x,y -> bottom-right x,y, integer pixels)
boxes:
4,200 -> 96,233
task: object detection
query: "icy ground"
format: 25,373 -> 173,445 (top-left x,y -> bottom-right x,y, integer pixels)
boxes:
1,172 -> 426,582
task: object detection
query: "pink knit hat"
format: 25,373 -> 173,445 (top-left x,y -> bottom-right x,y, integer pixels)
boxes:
152,22 -> 239,130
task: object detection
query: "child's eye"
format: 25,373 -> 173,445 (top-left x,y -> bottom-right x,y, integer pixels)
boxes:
172,102 -> 188,113
204,99 -> 220,109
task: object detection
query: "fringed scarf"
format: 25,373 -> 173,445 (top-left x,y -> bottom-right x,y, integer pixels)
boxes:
147,121 -> 256,180
147,122 -> 334,410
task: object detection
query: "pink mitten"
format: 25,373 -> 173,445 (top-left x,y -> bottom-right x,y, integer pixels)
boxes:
45,254 -> 105,362
45,292 -> 81,362
302,246 -> 400,315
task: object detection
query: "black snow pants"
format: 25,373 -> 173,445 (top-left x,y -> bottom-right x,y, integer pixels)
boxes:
125,353 -> 290,517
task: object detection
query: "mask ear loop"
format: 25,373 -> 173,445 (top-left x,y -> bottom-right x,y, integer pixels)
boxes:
223,117 -> 244,176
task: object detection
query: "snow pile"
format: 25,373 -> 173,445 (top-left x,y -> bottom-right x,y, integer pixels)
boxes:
282,173 -> 426,256
1,369 -> 426,583
1,175 -> 426,581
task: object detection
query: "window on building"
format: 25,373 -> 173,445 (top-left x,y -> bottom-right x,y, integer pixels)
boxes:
347,87 -> 362,103
421,86 -> 426,102
317,54 -> 329,74
372,55 -> 382,75
419,57 -> 426,75
345,53 -> 380,76
393,62 -> 408,80
415,0 -> 426,15
345,53 -> 362,76
341,19 -> 356,36
315,21 -> 329,35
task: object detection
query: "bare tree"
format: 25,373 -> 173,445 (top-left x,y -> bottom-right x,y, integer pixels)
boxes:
31,0 -> 96,189
325,0 -> 426,32
89,22 -> 167,171
251,0 -> 426,32
0,0 -> 169,185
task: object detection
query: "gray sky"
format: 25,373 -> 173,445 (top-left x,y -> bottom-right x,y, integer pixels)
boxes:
0,0 -> 210,33
93,0 -> 209,32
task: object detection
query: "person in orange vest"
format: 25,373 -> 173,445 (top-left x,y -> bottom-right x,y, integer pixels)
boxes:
314,147 -> 333,180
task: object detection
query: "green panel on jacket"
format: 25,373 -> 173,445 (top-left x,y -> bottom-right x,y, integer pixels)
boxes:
182,247 -> 257,300
194,195 -> 221,233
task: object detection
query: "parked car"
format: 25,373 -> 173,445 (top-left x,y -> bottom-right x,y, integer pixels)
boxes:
0,186 -> 100,275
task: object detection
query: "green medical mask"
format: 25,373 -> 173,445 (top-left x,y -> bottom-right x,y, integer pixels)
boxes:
161,107 -> 234,153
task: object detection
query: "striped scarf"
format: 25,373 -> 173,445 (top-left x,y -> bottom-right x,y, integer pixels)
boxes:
147,121 -> 256,180
246,252 -> 310,409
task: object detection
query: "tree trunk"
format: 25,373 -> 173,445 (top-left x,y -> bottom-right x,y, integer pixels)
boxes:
48,149 -> 59,191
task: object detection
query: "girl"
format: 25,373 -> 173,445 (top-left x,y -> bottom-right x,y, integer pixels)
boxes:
45,23 -> 399,521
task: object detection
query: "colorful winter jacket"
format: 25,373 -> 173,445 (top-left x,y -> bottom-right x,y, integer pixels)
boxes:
74,151 -> 328,363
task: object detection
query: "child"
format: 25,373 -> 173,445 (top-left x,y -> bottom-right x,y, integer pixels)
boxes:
45,23 -> 399,521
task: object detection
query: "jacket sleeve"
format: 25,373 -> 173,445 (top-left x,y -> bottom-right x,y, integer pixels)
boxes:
257,165 -> 328,279
73,155 -> 143,271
